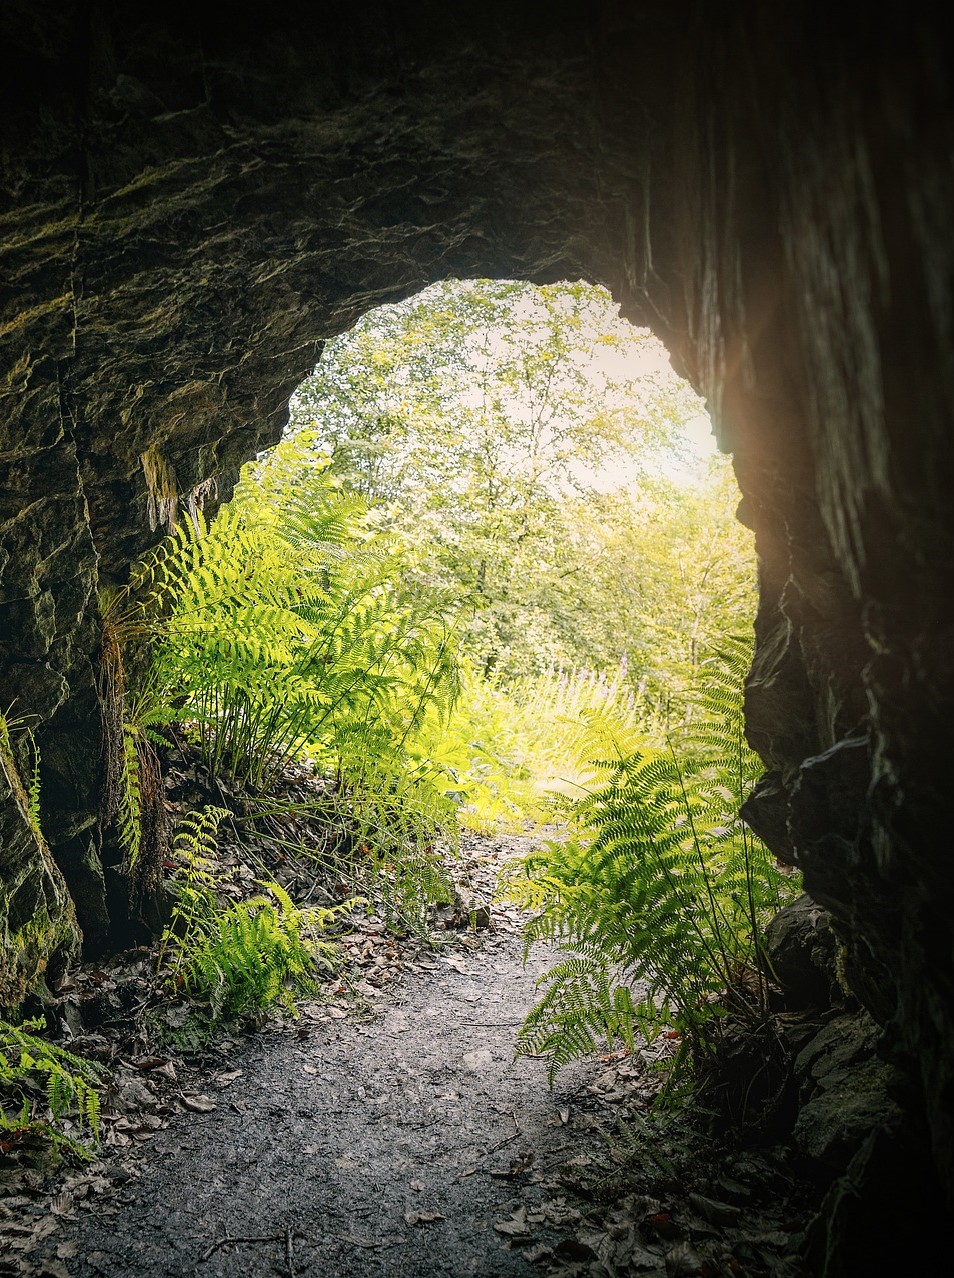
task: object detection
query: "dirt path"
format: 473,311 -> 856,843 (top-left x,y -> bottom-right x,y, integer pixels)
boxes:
38,838 -> 624,1278
9,835 -> 815,1278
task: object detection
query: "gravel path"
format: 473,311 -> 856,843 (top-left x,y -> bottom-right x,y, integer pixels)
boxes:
48,865 -> 613,1277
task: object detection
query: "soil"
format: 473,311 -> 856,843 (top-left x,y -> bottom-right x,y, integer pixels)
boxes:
2,832 -> 817,1278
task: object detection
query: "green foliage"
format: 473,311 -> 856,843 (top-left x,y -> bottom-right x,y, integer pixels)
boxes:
115,724 -> 143,863
132,434 -> 460,795
26,744 -> 42,837
289,279 -> 754,714
121,435 -> 463,936
504,638 -> 800,1088
0,1017 -> 103,1158
96,591 -> 170,896
551,467 -> 756,725
0,710 -> 44,841
159,809 -> 351,1026
329,753 -> 458,932
416,662 -> 644,831
244,751 -> 459,938
171,885 -> 341,1025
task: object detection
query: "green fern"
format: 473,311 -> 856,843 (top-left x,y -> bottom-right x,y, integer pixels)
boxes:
165,883 -> 349,1026
158,810 -> 353,1026
504,636 -> 800,1090
26,738 -> 42,836
125,435 -> 461,794
0,712 -> 45,840
0,1018 -> 104,1158
154,806 -> 231,974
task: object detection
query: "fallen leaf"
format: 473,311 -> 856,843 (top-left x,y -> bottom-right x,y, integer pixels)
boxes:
686,1192 -> 741,1226
553,1238 -> 597,1261
181,1095 -> 217,1114
494,1219 -> 529,1236
409,1179 -> 426,1192
38,1260 -> 74,1278
494,1207 -> 533,1240
404,1210 -> 445,1226
523,1244 -> 553,1264
462,1049 -> 493,1071
644,1209 -> 679,1240
665,1240 -> 706,1276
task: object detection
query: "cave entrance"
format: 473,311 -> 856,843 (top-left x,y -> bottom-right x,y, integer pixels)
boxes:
286,275 -> 756,757
137,275 -> 797,1071
94,277 -> 810,1269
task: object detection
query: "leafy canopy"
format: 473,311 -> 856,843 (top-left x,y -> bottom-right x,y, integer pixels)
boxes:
290,279 -> 754,715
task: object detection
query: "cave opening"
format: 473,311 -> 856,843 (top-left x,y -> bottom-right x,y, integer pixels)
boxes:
115,270 -> 779,1075
35,273 -> 819,1270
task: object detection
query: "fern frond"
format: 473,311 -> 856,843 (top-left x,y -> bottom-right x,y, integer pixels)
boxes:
510,638 -> 801,1091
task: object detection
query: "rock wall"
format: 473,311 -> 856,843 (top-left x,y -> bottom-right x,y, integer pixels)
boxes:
2,0 -> 951,1218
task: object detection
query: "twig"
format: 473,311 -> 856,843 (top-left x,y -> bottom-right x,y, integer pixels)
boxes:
200,1232 -> 282,1262
461,1020 -> 522,1028
459,1112 -> 524,1174
285,1223 -> 295,1278
333,1233 -> 399,1250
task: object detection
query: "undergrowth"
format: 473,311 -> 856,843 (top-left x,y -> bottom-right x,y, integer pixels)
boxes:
98,432 -> 462,940
418,662 -> 643,832
504,638 -> 800,1093
0,1018 -> 103,1160
67,429 -> 779,1100
157,808 -> 354,1028
136,436 -> 460,796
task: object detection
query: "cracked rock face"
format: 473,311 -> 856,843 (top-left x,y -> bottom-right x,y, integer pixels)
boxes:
2,0 -> 952,1216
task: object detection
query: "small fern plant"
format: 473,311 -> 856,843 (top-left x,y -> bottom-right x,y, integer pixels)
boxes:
158,808 -> 353,1027
504,637 -> 799,1090
0,1018 -> 103,1159
129,433 -> 462,794
166,882 -> 348,1026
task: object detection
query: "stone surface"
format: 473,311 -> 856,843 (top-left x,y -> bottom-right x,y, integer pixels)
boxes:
792,1012 -> 902,1170
1,0 -> 953,1223
765,892 -> 840,1012
0,728 -> 78,1004
803,1120 -> 944,1278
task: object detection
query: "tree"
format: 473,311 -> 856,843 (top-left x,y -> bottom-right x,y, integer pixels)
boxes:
290,279 -> 726,685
